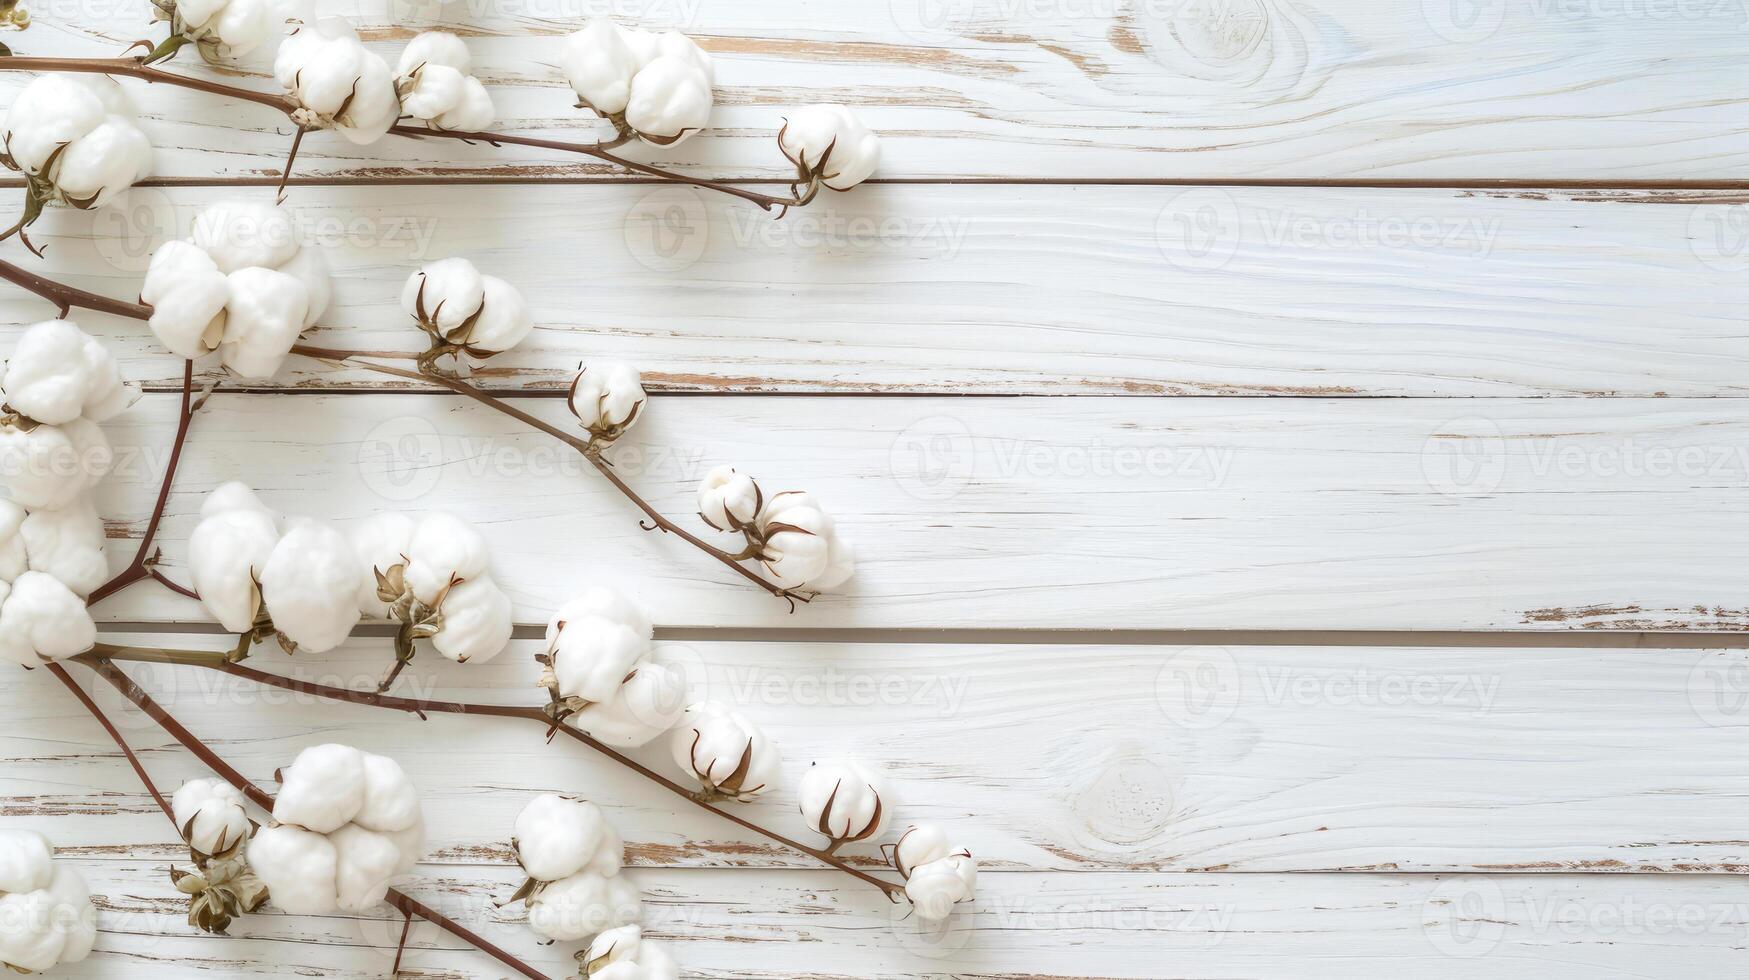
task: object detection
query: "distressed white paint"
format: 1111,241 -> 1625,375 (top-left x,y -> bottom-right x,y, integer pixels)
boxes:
6,1 -> 1749,179
28,860 -> 1749,979
11,185 -> 1749,396
11,638 -> 1749,876
67,392 -> 1749,631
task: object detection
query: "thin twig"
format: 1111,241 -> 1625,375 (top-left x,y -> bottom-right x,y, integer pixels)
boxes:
70,653 -> 556,980
0,56 -> 813,212
44,661 -> 173,820
0,257 -> 798,606
84,644 -> 903,898
87,358 -> 199,606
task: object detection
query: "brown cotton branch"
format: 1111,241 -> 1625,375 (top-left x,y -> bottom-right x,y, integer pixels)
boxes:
87,358 -> 199,606
0,257 -> 800,606
83,644 -> 904,899
0,55 -> 815,212
65,653 -> 557,980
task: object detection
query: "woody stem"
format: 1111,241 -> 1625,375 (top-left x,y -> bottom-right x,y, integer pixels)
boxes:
53,655 -> 556,980
0,56 -> 813,212
81,644 -> 904,899
87,358 -> 198,606
0,256 -> 796,606
288,345 -> 802,605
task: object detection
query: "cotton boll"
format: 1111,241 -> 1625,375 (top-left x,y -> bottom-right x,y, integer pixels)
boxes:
259,519 -> 362,653
779,104 -> 881,191
434,77 -> 495,132
330,824 -> 402,912
623,55 -> 711,145
904,851 -> 977,922
430,576 -> 512,664
670,702 -> 780,802
0,571 -> 96,665
219,267 -> 310,379
43,865 -> 95,964
464,275 -> 533,355
757,491 -> 855,592
402,512 -> 489,605
548,587 -> 652,645
189,491 -> 280,633
397,30 -> 472,77
569,662 -> 685,748
0,890 -> 62,972
551,615 -> 647,705
142,240 -> 230,360
355,752 -> 421,834
272,743 -> 366,833
0,418 -> 110,510
585,926 -> 679,980
2,74 -> 109,174
560,19 -> 646,115
697,465 -> 760,532
399,63 -> 468,120
891,824 -> 953,878
1,319 -> 136,426
567,362 -> 644,446
526,870 -> 640,943
513,794 -> 623,883
275,243 -> 332,328
20,495 -> 108,597
247,823 -> 339,915
0,829 -> 52,893
274,19 -> 399,144
350,511 -> 415,618
798,760 -> 893,845
401,257 -> 484,336
171,778 -> 252,858
0,502 -> 24,583
190,199 -> 300,274
50,115 -> 154,209
202,0 -> 274,58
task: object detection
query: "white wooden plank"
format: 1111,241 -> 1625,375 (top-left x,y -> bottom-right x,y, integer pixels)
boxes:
12,185 -> 1749,396
13,638 -> 1749,875
76,392 -> 1749,631
8,1 -> 1749,179
26,859 -> 1749,978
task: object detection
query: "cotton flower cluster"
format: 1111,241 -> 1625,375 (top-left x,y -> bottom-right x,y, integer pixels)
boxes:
0,320 -> 133,667
142,198 -> 331,379
539,588 -> 683,748
247,744 -> 425,914
510,794 -> 640,943
400,257 -> 533,363
561,19 -> 713,146
395,32 -> 495,133
670,701 -> 781,802
274,18 -> 399,144
151,0 -> 274,62
189,484 -> 513,669
0,830 -> 95,973
580,925 -> 679,980
0,74 -> 153,226
798,760 -> 893,848
567,363 -> 645,450
888,825 -> 977,922
169,778 -> 267,934
779,104 -> 882,192
696,466 -> 855,594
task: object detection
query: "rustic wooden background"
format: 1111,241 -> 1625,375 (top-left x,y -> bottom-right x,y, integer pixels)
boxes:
3,0 -> 1749,976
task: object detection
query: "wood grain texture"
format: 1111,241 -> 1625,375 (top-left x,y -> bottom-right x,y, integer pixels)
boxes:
12,184 -> 1749,396
11,637 -> 1749,875
73,392 -> 1749,631
25,859 -> 1749,978
8,0 -> 1749,180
